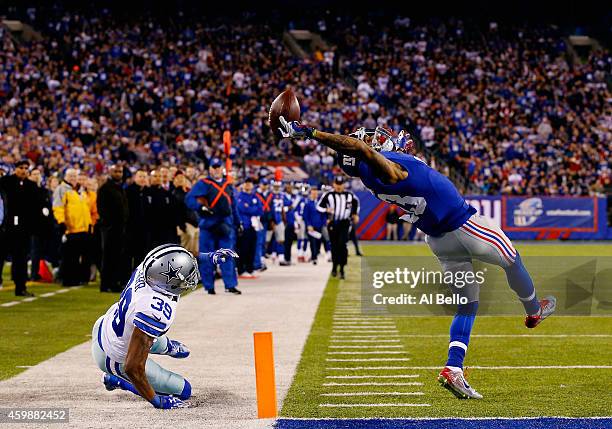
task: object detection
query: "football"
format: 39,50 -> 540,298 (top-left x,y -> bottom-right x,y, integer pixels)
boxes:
268,88 -> 300,138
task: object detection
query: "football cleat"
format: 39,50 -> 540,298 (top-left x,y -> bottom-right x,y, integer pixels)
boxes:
437,367 -> 483,399
166,340 -> 190,359
525,295 -> 557,328
102,373 -> 119,391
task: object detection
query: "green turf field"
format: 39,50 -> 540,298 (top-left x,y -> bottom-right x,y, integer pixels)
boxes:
281,244 -> 612,418
0,275 -> 118,380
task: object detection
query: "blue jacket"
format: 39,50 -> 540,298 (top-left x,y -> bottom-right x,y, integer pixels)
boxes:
186,177 -> 240,230
236,191 -> 263,229
303,199 -> 327,229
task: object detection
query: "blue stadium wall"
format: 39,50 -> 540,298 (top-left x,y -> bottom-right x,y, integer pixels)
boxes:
355,192 -> 610,240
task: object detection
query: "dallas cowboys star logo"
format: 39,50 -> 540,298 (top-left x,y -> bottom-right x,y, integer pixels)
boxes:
160,262 -> 182,284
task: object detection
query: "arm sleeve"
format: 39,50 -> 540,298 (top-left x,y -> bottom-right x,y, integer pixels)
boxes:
351,193 -> 360,216
132,295 -> 171,338
133,311 -> 168,338
52,186 -> 67,224
316,192 -> 329,213
185,181 -> 206,211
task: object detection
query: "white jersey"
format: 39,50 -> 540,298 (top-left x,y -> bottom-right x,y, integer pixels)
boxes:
99,263 -> 179,363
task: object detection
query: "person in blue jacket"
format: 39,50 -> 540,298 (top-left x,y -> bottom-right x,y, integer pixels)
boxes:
236,177 -> 263,277
254,178 -> 272,271
303,186 -> 328,265
269,181 -> 286,263
185,158 -> 242,295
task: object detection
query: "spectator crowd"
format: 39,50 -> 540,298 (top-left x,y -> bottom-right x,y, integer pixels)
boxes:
0,7 -> 611,294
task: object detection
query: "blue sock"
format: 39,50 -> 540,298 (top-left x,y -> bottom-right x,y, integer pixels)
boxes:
504,253 -> 540,315
446,301 -> 478,370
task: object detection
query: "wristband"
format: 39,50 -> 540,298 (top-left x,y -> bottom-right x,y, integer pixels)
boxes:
311,129 -> 318,139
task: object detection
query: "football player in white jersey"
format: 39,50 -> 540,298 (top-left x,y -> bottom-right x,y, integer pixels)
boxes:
92,244 -> 238,409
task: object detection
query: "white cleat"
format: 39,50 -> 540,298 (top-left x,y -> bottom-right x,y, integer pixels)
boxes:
438,367 -> 483,399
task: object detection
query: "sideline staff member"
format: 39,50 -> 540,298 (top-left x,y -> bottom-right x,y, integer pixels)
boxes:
0,160 -> 38,296
317,176 -> 359,279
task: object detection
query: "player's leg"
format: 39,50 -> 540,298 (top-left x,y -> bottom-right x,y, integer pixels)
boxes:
218,231 -> 238,290
425,234 -> 483,399
457,215 -> 555,325
198,229 -> 216,292
254,228 -> 264,270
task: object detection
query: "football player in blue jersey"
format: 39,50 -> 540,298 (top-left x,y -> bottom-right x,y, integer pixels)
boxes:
279,117 -> 556,400
92,244 -> 237,409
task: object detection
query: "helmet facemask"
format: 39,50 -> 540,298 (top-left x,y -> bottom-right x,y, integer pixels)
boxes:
350,126 -> 414,154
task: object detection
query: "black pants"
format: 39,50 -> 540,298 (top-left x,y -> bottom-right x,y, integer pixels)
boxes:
3,228 -> 30,294
237,227 -> 257,274
308,228 -> 323,261
284,224 -> 297,263
328,220 -> 350,271
101,225 -> 128,292
349,225 -> 362,255
61,232 -> 90,287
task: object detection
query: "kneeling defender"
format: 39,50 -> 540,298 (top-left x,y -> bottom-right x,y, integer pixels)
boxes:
92,244 -> 237,409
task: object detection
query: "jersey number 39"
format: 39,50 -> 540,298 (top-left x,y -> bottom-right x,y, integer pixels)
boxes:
377,194 -> 426,223
112,288 -> 133,337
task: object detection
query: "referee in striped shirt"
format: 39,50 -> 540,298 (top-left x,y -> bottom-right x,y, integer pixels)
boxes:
317,176 -> 359,279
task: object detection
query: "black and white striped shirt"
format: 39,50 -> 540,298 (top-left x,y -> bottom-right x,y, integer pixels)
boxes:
317,191 -> 359,222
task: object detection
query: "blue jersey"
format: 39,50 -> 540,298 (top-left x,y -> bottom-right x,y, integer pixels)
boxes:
236,191 -> 263,228
340,152 -> 475,237
270,192 -> 285,224
285,193 -> 301,225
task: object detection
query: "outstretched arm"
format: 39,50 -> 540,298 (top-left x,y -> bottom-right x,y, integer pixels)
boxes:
279,117 -> 407,184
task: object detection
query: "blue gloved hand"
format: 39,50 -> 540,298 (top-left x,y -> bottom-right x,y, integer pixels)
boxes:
150,394 -> 188,409
278,116 -> 315,139
209,248 -> 239,265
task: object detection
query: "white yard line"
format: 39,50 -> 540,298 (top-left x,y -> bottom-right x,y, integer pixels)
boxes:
349,334 -> 612,338
22,297 -> 37,302
327,351 -> 406,355
323,382 -> 423,386
327,366 -> 416,370
326,375 -> 420,379
321,392 -> 425,397
330,340 -> 401,343
393,365 -> 612,370
1,301 -> 20,307
328,345 -> 403,349
326,358 -> 411,362
319,403 -> 431,408
331,331 -> 400,334
40,292 -> 57,298
56,289 -> 70,294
